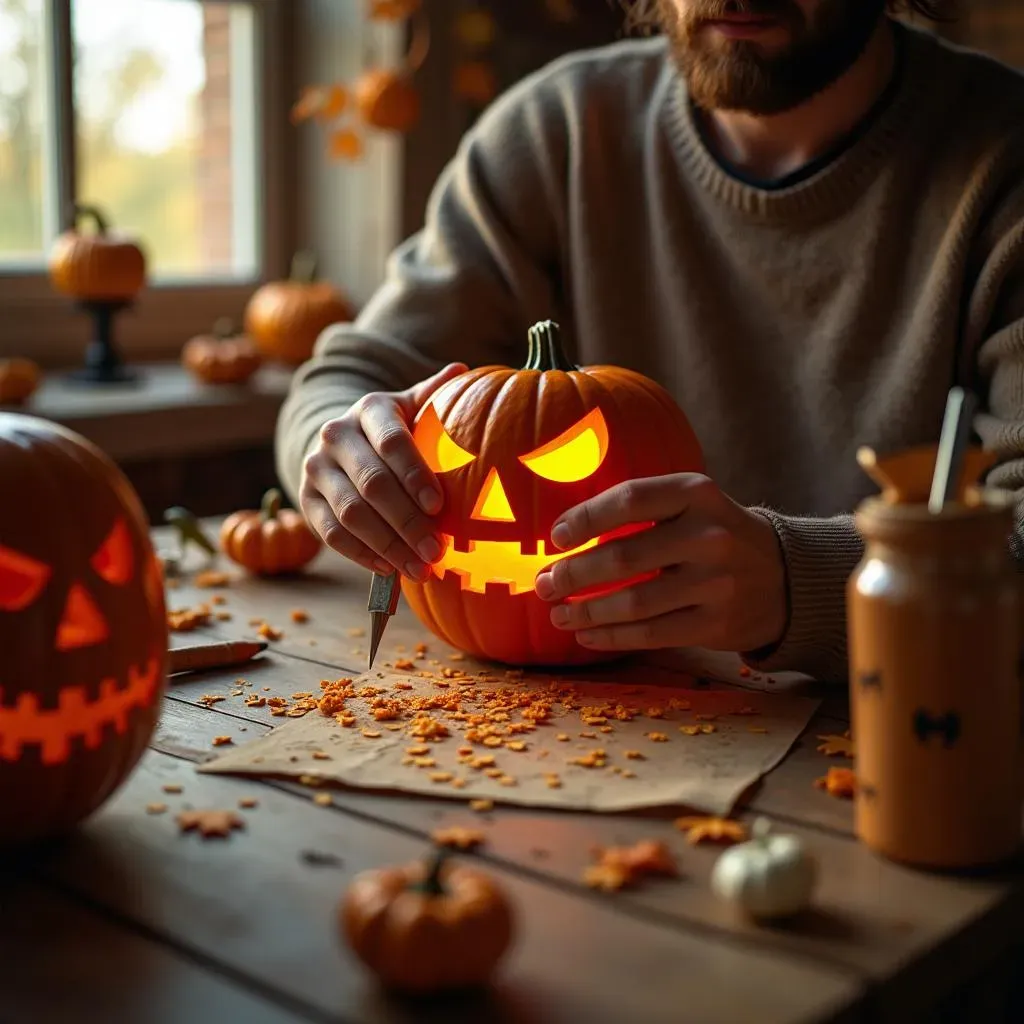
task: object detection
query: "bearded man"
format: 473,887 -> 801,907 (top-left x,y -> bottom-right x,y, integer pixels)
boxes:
277,1 -> 1024,684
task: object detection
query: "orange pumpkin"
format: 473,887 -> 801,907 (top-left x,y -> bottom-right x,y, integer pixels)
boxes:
402,320 -> 705,666
243,252 -> 353,366
0,359 -> 42,406
220,488 -> 321,575
341,850 -> 515,993
182,319 -> 262,385
354,68 -> 421,132
48,205 -> 147,303
0,413 -> 167,845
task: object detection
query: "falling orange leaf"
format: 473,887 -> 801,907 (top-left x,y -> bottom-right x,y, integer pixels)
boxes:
330,128 -> 365,161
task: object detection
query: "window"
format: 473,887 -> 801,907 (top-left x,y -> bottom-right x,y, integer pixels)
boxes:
0,0 -> 294,363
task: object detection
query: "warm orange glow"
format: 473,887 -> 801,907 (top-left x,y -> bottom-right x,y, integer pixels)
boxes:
91,517 -> 134,586
0,545 -> 51,612
431,534 -> 599,595
520,407 -> 608,483
471,467 -> 515,522
0,656 -> 160,764
56,583 -> 109,652
414,403 -> 476,473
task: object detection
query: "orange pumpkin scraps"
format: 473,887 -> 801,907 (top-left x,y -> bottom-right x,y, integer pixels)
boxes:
815,766 -> 857,799
290,608 -> 310,624
177,809 -> 246,838
167,603 -> 211,632
816,733 -> 856,758
211,735 -> 233,747
146,803 -> 168,814
469,799 -> 494,813
674,816 -> 748,845
432,826 -> 485,850
584,839 -> 679,890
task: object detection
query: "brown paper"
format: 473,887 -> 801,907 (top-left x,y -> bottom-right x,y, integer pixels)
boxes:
198,667 -> 819,816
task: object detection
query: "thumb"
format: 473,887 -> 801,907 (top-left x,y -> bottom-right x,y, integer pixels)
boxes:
400,362 -> 469,416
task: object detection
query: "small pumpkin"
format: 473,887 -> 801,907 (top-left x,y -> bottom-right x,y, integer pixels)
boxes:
220,488 -> 321,575
341,849 -> 515,993
182,318 -> 262,385
355,68 -> 421,132
0,413 -> 167,846
0,359 -> 42,406
710,818 -> 818,920
402,319 -> 705,665
48,205 -> 147,303
243,251 -> 353,366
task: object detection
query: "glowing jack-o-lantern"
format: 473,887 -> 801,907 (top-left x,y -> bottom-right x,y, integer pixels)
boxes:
402,321 -> 704,666
0,413 -> 167,846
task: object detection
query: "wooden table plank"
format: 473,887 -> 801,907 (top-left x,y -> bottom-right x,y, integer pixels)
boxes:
27,748 -> 863,1024
148,683 -> 1023,1020
0,875 -> 311,1024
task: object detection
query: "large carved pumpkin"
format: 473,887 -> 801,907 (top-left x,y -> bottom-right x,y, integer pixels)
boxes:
402,321 -> 705,666
0,414 -> 167,845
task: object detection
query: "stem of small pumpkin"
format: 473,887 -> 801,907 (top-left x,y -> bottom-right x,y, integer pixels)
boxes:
402,8 -> 432,77
261,488 -> 283,521
413,849 -> 448,896
290,250 -> 318,284
525,320 -> 576,373
213,317 -> 236,340
72,204 -> 109,236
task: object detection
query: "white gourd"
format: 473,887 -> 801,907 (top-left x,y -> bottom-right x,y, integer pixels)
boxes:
710,818 -> 817,920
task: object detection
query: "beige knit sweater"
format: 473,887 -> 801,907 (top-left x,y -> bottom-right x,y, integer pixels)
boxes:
276,22 -> 1024,684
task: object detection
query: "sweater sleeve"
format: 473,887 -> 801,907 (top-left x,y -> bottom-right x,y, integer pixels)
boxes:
274,70 -> 572,505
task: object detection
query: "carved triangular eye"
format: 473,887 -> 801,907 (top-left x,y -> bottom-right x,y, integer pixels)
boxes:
413,403 -> 477,473
0,544 -> 51,612
91,517 -> 134,586
520,408 -> 609,482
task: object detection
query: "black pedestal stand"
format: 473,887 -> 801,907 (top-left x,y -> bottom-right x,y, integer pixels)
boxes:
67,300 -> 141,385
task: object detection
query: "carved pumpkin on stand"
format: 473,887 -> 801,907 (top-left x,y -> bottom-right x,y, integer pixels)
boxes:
0,414 -> 167,846
402,321 -> 705,666
244,252 -> 353,366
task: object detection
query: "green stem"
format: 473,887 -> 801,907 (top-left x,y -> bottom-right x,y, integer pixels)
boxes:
290,250 -> 319,284
523,320 -> 576,372
213,317 -> 237,340
412,849 -> 447,897
71,204 -> 110,236
261,488 -> 283,521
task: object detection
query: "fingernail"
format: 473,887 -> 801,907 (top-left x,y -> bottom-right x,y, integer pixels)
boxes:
550,604 -> 570,627
405,561 -> 431,581
577,631 -> 597,646
417,536 -> 442,562
373,560 -> 393,575
535,572 -> 555,600
551,522 -> 572,550
419,488 -> 442,514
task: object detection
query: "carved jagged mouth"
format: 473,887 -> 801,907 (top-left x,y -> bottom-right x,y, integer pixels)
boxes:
0,655 -> 161,765
430,534 -> 599,595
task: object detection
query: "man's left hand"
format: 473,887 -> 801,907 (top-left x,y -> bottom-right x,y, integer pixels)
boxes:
535,474 -> 788,654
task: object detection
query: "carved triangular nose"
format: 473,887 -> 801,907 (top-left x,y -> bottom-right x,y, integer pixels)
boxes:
471,468 -> 516,522
56,582 -> 109,651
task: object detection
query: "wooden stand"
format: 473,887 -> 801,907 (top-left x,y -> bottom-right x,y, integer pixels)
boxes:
67,300 -> 140,385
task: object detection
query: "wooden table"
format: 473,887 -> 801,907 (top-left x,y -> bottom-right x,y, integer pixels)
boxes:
6,523 -> 1024,1024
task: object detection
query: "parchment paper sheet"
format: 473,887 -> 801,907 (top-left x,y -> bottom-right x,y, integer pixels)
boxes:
199,665 -> 820,817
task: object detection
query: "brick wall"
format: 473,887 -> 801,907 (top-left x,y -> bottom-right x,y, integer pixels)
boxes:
200,5 -> 234,272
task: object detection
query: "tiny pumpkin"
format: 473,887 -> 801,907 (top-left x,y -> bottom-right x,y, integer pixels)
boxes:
355,68 -> 421,132
48,205 -> 147,303
341,849 -> 515,993
243,252 -> 353,366
220,488 -> 321,575
182,319 -> 262,385
0,359 -> 42,406
710,818 -> 818,920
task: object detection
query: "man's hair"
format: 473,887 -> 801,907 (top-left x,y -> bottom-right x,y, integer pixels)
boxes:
623,1 -> 957,32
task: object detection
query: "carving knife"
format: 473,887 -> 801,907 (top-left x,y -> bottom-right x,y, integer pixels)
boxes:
367,570 -> 400,670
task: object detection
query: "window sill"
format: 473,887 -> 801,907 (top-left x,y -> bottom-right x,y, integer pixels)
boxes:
5,362 -> 292,463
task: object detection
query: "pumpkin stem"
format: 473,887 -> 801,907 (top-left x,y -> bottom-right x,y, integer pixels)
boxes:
213,317 -> 237,340
71,204 -> 110,236
402,7 -> 432,76
261,488 -> 283,521
524,320 -> 576,373
413,848 -> 448,897
290,250 -> 319,284
752,817 -> 772,843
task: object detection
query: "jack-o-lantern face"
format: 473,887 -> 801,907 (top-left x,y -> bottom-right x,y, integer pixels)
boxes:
0,412 -> 167,846
401,321 -> 704,667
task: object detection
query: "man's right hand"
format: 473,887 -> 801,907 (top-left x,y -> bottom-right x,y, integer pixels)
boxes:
299,363 -> 468,579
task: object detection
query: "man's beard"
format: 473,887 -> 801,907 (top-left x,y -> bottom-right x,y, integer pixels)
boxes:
656,0 -> 888,115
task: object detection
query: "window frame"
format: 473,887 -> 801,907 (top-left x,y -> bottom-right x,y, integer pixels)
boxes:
0,0 -> 298,367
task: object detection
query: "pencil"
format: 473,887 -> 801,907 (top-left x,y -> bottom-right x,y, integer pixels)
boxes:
168,640 -> 269,676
